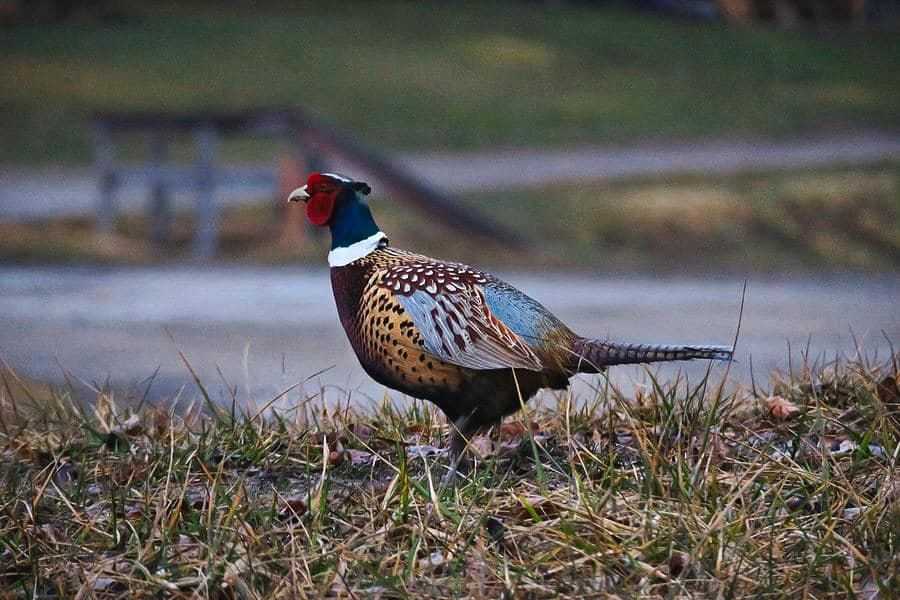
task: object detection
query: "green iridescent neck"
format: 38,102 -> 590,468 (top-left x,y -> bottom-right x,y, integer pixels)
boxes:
329,190 -> 381,250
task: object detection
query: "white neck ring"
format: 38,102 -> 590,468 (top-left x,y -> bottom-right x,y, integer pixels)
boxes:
327,231 -> 387,267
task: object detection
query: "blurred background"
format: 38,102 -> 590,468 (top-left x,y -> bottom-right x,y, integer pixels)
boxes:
1,0 -> 898,409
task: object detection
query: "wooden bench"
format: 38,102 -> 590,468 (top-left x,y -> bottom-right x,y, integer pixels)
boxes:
92,110 -> 303,258
93,108 -> 520,259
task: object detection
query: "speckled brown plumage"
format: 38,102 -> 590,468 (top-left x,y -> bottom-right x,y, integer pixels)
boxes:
291,172 -> 733,480
331,245 -> 566,426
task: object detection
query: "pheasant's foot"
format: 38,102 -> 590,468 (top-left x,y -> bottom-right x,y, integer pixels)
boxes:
439,454 -> 471,488
440,467 -> 460,487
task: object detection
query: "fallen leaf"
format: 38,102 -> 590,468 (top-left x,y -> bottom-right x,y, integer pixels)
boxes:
279,493 -> 308,518
328,559 -> 351,596
765,395 -> 801,420
406,444 -> 445,458
237,520 -> 256,543
111,414 -> 143,436
878,376 -> 900,428
708,431 -> 730,464
668,551 -> 690,577
89,577 -> 117,591
484,516 -> 507,550
327,435 -> 346,453
328,450 -> 347,466
868,444 -> 887,458
84,502 -> 110,520
691,428 -> 731,465
417,551 -> 446,574
496,440 -> 522,458
499,422 -> 527,440
149,407 -> 171,438
470,435 -> 494,458
858,577 -> 881,600
185,487 -> 207,510
54,462 -> 78,486
173,535 -> 202,560
39,524 -> 63,544
832,439 -> 857,456
876,376 -> 898,404
360,586 -> 388,599
842,506 -> 865,520
884,477 -> 900,504
348,449 -> 374,466
787,494 -> 823,513
348,422 -> 375,441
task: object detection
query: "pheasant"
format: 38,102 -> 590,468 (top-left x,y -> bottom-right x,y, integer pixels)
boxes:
289,172 -> 732,479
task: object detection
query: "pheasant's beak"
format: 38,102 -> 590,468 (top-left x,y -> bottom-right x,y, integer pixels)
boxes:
287,185 -> 310,203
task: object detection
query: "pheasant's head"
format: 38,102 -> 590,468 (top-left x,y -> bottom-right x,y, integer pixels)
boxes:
287,172 -> 372,227
288,172 -> 382,257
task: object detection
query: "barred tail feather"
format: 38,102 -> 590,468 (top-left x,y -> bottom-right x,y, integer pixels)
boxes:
570,338 -> 732,373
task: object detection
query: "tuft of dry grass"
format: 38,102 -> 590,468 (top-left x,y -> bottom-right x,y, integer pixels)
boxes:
1,355 -> 898,598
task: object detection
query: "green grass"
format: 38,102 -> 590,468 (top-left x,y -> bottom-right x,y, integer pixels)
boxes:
2,163 -> 898,272
1,352 -> 898,597
462,162 -> 900,272
2,1 -> 900,164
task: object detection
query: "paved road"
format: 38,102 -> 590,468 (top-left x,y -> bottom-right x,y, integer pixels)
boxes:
2,132 -> 899,221
1,266 -> 897,410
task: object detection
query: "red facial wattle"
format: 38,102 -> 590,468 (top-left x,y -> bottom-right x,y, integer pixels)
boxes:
306,192 -> 335,226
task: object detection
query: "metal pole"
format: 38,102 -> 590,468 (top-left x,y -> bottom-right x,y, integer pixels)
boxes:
148,131 -> 171,245
94,122 -> 118,234
192,124 -> 219,259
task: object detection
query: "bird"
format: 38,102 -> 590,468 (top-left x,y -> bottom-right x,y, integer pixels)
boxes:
288,172 -> 733,481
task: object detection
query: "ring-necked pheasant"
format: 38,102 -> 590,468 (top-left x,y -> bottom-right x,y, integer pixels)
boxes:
289,172 -> 732,479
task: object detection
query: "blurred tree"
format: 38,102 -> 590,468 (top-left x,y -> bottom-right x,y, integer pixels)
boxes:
604,0 -> 883,24
1,0 -> 123,24
716,0 -> 870,24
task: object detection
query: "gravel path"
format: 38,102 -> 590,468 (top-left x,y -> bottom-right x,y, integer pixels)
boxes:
1,266 -> 897,408
2,131 -> 899,221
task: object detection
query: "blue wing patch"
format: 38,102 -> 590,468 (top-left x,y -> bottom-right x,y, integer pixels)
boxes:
396,288 -> 545,371
482,280 -> 568,351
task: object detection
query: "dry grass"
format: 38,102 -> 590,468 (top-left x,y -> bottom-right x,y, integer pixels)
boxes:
1,354 -> 899,598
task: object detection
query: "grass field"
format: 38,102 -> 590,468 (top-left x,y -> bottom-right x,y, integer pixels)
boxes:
1,353 -> 898,597
2,1 -> 900,165
468,162 -> 900,272
2,163 -> 898,272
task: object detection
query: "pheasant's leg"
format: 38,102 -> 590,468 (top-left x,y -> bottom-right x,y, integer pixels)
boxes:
441,413 -> 477,486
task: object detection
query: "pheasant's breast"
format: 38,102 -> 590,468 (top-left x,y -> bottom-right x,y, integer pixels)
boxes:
355,282 -> 466,394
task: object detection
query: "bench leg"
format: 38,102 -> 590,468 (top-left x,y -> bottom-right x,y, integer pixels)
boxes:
192,126 -> 219,259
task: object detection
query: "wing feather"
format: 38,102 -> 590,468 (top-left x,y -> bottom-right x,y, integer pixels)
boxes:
396,286 -> 545,371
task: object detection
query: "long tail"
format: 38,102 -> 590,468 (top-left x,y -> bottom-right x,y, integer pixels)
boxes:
569,338 -> 733,373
